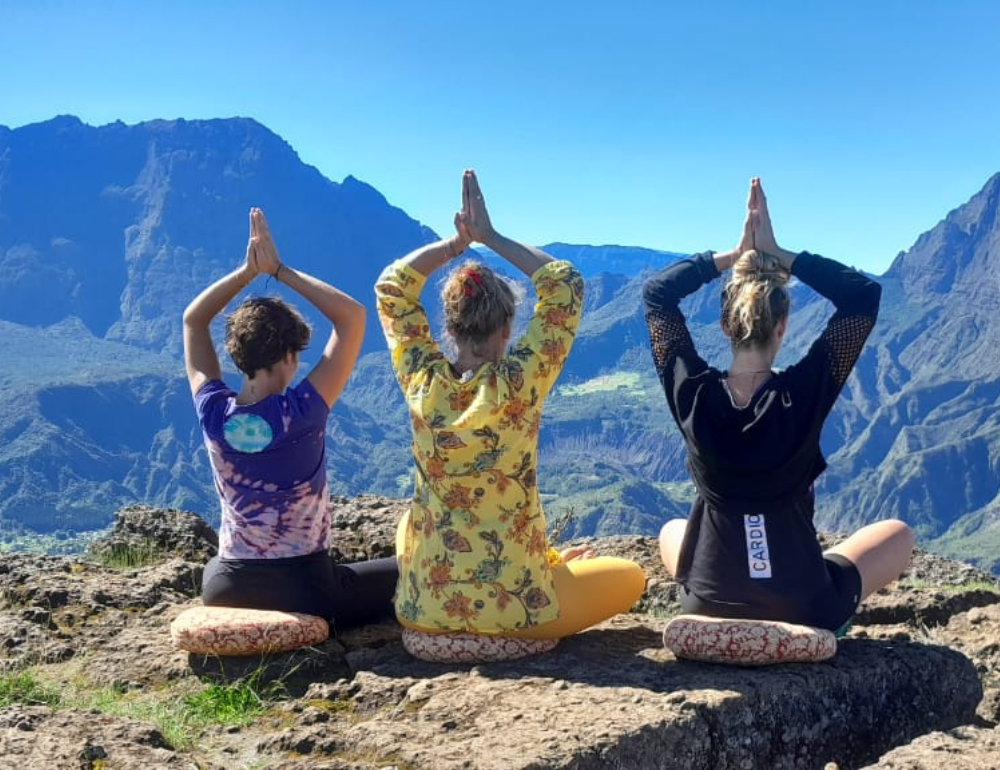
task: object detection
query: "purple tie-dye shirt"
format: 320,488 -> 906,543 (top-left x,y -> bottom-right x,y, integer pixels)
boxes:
195,378 -> 330,559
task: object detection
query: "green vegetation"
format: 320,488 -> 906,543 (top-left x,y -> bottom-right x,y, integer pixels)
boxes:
0,669 -> 61,708
927,512 -> 1000,576
543,477 -> 693,540
2,662 -> 289,751
4,285 -> 1000,580
180,667 -> 286,728
558,371 -> 647,397
78,685 -> 205,750
67,670 -> 285,750
87,539 -> 166,570
0,527 -> 101,556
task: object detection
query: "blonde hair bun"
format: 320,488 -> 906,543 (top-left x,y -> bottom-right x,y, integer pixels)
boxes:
721,250 -> 791,346
730,249 -> 791,285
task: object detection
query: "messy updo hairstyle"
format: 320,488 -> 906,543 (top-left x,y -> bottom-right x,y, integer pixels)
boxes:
441,260 -> 517,344
225,297 -> 311,379
720,250 -> 791,348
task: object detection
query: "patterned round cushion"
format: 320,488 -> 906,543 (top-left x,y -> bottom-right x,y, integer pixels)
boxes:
170,606 -> 329,656
402,628 -> 559,663
663,614 -> 837,665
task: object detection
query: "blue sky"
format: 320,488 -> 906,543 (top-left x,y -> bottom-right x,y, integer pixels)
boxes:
2,0 -> 999,274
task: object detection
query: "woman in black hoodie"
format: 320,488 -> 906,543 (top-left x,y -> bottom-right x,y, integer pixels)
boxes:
643,178 -> 912,632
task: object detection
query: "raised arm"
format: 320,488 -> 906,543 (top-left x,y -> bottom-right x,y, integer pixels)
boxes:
396,169 -> 556,280
746,176 -> 798,270
790,252 -> 881,390
739,177 -> 880,389
182,209 -> 258,396
251,209 -> 365,407
643,177 -> 763,375
394,226 -> 469,279
747,176 -> 880,398
459,169 -> 555,276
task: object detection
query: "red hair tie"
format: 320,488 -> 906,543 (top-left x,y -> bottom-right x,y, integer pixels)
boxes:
459,267 -> 485,297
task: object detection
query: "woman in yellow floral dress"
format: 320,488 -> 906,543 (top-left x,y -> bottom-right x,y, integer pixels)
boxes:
375,170 -> 645,640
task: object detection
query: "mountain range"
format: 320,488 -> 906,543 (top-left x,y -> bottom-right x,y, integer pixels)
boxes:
2,115 -> 999,573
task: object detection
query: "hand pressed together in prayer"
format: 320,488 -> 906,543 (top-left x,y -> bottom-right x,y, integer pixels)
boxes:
246,207 -> 282,278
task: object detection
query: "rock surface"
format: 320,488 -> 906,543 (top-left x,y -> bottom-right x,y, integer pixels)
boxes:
860,724 -> 1000,770
0,501 -> 997,769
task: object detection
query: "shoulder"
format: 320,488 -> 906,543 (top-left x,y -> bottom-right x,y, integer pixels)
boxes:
532,260 -> 583,291
376,260 -> 428,297
194,379 -> 233,415
282,378 -> 331,420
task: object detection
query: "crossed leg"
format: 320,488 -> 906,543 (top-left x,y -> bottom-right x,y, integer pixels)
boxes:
823,519 -> 914,601
658,516 -> 914,603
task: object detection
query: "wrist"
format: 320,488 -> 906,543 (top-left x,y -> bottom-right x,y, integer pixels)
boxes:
274,263 -> 285,282
479,230 -> 502,249
444,236 -> 466,260
773,248 -> 797,269
713,249 -> 737,272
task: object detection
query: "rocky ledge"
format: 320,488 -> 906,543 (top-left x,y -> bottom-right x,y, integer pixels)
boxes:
0,497 -> 998,770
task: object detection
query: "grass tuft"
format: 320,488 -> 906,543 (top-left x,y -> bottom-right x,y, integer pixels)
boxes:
21,659 -> 293,752
88,539 -> 164,569
181,668 -> 285,727
0,669 -> 62,708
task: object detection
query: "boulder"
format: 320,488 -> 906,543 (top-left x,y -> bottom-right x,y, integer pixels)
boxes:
860,724 -> 1000,770
87,505 -> 218,563
0,497 -> 996,769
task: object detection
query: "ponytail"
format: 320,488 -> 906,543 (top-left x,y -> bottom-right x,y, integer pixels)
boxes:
720,250 -> 791,347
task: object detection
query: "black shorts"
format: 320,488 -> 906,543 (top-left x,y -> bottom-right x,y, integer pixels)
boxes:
201,550 -> 399,631
679,553 -> 862,632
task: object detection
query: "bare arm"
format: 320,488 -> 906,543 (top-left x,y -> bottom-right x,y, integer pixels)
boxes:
182,210 -> 258,396
395,233 -> 468,278
280,266 -> 365,407
479,232 -> 554,277
397,169 -> 555,281
252,209 -> 365,407
747,177 -> 798,269
709,177 -> 799,273
460,169 -> 554,276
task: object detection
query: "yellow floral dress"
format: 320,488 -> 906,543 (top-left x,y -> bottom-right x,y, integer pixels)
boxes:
375,259 -> 584,633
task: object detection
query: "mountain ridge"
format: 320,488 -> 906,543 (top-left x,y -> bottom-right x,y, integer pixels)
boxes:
3,115 -> 1000,574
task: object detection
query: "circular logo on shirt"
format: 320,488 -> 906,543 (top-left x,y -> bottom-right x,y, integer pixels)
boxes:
223,413 -> 274,453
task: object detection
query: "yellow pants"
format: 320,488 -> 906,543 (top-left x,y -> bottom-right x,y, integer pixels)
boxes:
395,513 -> 646,639
506,555 -> 646,639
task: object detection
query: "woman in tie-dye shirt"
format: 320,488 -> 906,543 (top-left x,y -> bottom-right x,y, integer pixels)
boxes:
376,170 -> 644,639
183,207 -> 398,630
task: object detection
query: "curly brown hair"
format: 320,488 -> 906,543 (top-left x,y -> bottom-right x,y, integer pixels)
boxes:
720,249 -> 791,348
224,297 -> 311,379
441,260 -> 517,343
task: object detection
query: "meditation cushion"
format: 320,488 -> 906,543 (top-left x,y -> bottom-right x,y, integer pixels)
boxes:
663,614 -> 837,665
170,606 -> 329,656
401,628 -> 559,663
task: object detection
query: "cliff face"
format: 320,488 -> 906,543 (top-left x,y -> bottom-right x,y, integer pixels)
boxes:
5,116 -> 1000,581
0,499 -> 997,769
0,115 -> 435,355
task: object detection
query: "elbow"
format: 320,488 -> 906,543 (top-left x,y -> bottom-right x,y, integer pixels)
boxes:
182,304 -> 202,329
350,297 -> 367,324
865,280 -> 882,313
641,277 -> 661,307
338,297 -> 366,331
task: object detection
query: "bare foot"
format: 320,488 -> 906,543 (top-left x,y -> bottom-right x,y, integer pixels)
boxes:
559,544 -> 596,563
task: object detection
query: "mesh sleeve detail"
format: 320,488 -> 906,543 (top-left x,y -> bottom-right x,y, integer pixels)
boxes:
646,308 -> 696,372
822,314 -> 876,388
